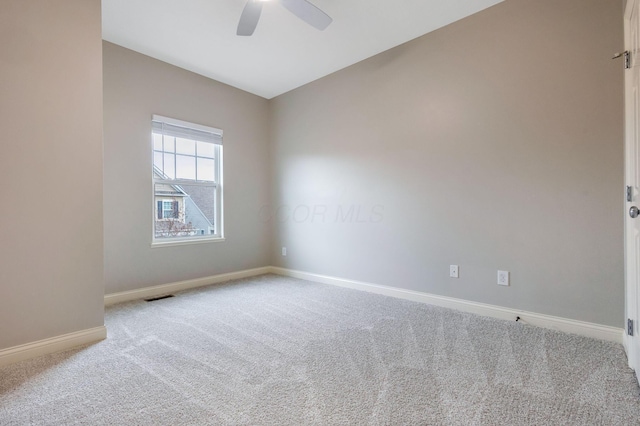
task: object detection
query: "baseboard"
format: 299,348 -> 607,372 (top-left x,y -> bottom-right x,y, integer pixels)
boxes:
103,265 -> 624,344
269,267 -> 624,344
104,266 -> 271,306
0,326 -> 107,368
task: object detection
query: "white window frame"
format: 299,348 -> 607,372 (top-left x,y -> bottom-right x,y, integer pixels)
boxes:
151,115 -> 224,247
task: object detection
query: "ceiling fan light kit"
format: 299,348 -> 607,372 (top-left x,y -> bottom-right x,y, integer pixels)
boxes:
237,0 -> 332,36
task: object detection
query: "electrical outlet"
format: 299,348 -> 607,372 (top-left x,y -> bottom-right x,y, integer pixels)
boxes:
497,270 -> 509,286
281,247 -> 287,256
449,265 -> 459,278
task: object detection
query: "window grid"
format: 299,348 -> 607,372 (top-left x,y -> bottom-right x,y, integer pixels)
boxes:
161,201 -> 177,219
153,134 -> 217,183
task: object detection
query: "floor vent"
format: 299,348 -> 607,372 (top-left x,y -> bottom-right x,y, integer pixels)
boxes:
145,295 -> 175,302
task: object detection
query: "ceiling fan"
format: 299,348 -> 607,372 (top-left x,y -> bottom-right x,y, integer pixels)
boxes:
237,0 -> 333,36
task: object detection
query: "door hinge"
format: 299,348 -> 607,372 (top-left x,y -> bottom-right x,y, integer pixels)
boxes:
613,51 -> 632,69
626,51 -> 632,69
629,318 -> 634,337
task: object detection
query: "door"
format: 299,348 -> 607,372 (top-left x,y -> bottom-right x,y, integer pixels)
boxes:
624,0 -> 640,384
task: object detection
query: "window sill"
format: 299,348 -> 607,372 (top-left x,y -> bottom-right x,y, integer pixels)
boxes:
151,237 -> 225,248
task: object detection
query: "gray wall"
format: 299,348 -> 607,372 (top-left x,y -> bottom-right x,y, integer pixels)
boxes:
270,0 -> 625,327
0,0 -> 104,349
103,42 -> 271,294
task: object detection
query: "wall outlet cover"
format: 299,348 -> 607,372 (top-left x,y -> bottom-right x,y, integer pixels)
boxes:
497,270 -> 509,286
281,247 -> 287,256
449,265 -> 459,278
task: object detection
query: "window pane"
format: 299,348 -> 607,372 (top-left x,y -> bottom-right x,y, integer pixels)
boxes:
164,137 -> 175,153
154,185 -> 189,238
197,158 -> 216,181
154,152 -> 163,172
154,183 -> 216,239
197,141 -> 215,158
176,138 -> 196,155
163,153 -> 175,179
162,202 -> 177,218
153,133 -> 163,151
176,155 -> 196,180
180,184 -> 216,233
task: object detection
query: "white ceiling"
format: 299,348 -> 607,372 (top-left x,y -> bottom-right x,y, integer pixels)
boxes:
102,0 -> 503,99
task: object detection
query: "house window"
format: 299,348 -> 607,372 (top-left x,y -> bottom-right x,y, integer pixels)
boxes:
159,201 -> 179,219
152,115 -> 223,244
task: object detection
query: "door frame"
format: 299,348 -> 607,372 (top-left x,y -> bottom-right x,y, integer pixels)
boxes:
624,0 -> 639,379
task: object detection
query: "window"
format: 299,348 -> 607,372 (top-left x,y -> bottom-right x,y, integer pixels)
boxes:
159,201 -> 179,219
152,115 -> 223,244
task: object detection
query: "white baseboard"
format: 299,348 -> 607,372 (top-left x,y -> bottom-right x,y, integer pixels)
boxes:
104,266 -> 271,306
0,326 -> 107,368
102,265 -> 624,344
269,267 -> 624,344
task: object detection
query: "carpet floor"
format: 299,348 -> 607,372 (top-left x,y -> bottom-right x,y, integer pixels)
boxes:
1,274 -> 639,425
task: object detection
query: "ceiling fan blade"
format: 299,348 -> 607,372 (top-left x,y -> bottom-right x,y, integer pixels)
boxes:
280,0 -> 332,31
237,0 -> 263,36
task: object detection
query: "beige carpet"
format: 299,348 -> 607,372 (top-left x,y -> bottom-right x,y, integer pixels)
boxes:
1,274 -> 639,425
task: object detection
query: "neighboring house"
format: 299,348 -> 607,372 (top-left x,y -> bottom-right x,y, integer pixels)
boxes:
181,185 -> 216,236
153,167 -> 214,238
